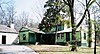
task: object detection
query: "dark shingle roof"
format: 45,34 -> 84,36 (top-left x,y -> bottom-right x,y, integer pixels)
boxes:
0,25 -> 18,33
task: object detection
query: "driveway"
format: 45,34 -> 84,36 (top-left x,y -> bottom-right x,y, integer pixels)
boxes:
0,45 -> 38,54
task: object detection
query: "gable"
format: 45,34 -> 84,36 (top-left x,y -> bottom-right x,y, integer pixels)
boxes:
19,27 -> 35,33
19,27 -> 44,34
0,25 -> 17,33
20,27 -> 29,32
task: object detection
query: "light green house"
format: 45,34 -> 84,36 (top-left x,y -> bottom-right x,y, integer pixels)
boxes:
48,20 -> 92,47
19,24 -> 93,47
56,29 -> 81,46
42,24 -> 81,46
19,27 -> 44,44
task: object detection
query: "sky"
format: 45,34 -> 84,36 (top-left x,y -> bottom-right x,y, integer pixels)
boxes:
13,0 -> 99,24
2,0 -> 99,24
14,0 -> 47,23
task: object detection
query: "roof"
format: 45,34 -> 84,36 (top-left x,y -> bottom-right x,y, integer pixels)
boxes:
57,28 -> 80,33
0,25 -> 18,33
20,26 -> 45,34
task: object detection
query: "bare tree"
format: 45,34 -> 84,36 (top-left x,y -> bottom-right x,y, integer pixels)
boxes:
0,0 -> 16,26
14,12 -> 29,31
96,0 -> 100,7
32,0 -> 46,23
0,0 -> 7,24
19,12 -> 29,26
63,0 -> 95,51
6,1 -> 16,27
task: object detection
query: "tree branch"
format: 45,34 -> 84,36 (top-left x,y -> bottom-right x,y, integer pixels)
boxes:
0,4 -> 5,18
63,0 -> 70,6
76,0 -> 95,28
96,1 -> 100,7
77,0 -> 85,6
76,9 -> 87,28
72,0 -> 74,8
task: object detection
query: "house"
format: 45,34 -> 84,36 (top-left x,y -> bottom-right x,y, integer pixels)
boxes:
40,29 -> 81,45
19,19 -> 95,47
41,19 -> 95,47
80,22 -> 95,48
19,27 -> 44,44
56,28 -> 81,46
0,24 -> 18,44
41,23 -> 81,45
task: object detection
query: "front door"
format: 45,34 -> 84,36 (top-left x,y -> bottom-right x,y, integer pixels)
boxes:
66,33 -> 70,41
29,33 -> 35,44
2,35 -> 6,44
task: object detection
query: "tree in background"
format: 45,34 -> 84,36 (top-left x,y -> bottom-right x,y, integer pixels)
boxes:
32,0 -> 46,23
0,0 -> 42,31
0,0 -> 16,26
39,0 -> 70,32
6,1 -> 16,27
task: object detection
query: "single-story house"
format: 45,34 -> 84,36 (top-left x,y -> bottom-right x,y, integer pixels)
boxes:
0,24 -> 18,44
19,27 -> 44,44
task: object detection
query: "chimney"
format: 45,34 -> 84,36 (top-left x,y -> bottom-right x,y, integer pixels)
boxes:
10,24 -> 15,29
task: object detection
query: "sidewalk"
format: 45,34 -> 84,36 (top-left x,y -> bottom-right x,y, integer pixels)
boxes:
0,45 -> 38,54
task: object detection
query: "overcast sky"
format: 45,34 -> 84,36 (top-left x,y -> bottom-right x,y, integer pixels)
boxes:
2,0 -> 99,23
14,0 -> 47,23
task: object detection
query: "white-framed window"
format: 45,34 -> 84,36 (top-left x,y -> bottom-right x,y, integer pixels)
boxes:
23,34 -> 26,40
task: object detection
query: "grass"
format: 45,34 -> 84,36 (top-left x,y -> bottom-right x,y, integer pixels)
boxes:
27,45 -> 100,54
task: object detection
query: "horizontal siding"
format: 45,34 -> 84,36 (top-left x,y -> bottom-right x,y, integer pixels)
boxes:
19,32 -> 29,43
0,33 -> 18,44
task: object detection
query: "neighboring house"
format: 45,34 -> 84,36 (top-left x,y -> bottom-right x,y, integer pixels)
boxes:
19,27 -> 44,44
0,24 -> 18,44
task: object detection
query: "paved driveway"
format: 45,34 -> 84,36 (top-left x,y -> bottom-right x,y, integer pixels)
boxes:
0,45 -> 38,54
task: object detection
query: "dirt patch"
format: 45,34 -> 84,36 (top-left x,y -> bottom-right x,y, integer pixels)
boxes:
27,45 -> 100,54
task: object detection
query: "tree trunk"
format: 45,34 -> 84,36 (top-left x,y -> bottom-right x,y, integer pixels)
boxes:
68,1 -> 77,51
87,10 -> 92,47
71,28 -> 77,51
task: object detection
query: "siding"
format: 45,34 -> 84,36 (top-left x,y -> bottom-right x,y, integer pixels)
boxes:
56,33 -> 66,43
19,32 -> 29,42
0,33 -> 18,44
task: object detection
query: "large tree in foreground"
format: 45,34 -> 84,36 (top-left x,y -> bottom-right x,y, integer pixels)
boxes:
63,0 -> 95,51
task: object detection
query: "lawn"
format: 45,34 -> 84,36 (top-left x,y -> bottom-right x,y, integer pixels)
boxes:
27,45 -> 100,54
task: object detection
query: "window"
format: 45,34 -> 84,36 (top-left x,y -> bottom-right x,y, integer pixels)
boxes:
61,26 -> 64,30
57,26 -> 61,31
57,33 -> 60,39
51,26 -> 56,32
61,33 -> 64,39
23,34 -> 26,40
84,33 -> 86,40
57,25 -> 64,31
